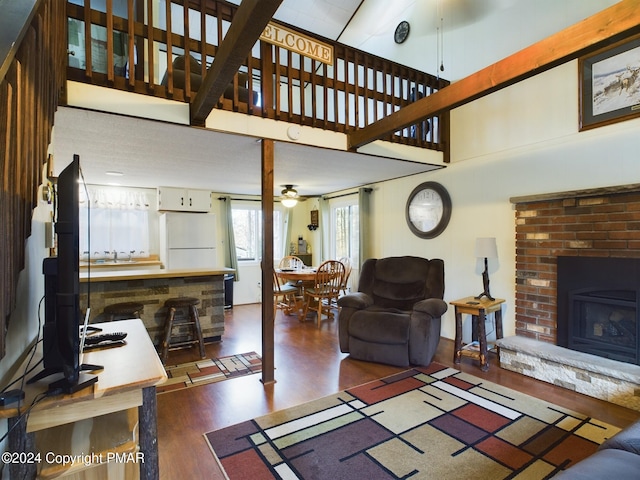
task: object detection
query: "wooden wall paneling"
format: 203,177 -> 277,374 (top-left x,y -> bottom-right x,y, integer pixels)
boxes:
65,0 -> 447,150
332,51 -> 339,130
164,0 -> 173,95
353,53 -> 358,128
362,55 -> 369,130
22,28 -> 36,241
343,48 -> 350,130
146,0 -> 154,90
0,70 -> 13,360
200,1 -> 206,75
106,0 -> 114,82
299,52 -> 306,123
2,63 -> 18,360
128,0 -> 136,88
183,0 -> 191,98
0,0 -> 66,359
83,0 -> 92,79
311,58 -> 318,127
260,41 -> 273,118
274,45 -> 281,118
323,60 -> 328,130
287,49 -> 293,123
247,54 -> 255,115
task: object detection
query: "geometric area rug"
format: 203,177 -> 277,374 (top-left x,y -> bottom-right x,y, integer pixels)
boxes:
204,362 -> 621,479
157,352 -> 261,394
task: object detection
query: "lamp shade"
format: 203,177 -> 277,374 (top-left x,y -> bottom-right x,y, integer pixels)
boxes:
281,197 -> 298,208
475,237 -> 498,259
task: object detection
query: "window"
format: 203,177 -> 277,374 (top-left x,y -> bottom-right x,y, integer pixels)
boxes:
79,186 -> 150,259
232,203 -> 284,261
331,201 -> 359,266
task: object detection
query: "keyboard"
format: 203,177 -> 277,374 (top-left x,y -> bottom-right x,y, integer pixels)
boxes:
84,332 -> 128,347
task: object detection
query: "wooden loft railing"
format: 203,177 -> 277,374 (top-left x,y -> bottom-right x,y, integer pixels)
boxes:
0,0 -> 67,359
65,0 -> 450,154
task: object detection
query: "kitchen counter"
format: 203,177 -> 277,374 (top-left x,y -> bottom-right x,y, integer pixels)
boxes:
80,267 -> 235,345
80,267 -> 234,282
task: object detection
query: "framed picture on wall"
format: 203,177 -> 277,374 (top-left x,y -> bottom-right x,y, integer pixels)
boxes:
579,33 -> 640,130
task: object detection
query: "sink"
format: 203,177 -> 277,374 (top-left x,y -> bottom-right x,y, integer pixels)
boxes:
84,260 -> 137,265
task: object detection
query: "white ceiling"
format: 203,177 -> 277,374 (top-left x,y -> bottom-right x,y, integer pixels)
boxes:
51,0 -> 618,197
52,107 -> 440,196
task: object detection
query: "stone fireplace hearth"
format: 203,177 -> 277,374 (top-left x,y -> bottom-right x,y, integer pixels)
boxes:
497,335 -> 640,411
503,184 -> 640,411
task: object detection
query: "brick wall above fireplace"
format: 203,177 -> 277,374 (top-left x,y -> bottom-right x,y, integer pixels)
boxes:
511,184 -> 640,345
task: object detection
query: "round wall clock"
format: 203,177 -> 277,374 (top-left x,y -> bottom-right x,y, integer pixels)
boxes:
405,181 -> 452,239
394,21 -> 410,44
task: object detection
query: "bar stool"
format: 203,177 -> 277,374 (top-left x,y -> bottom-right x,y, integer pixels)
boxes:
160,297 -> 206,364
103,301 -> 144,322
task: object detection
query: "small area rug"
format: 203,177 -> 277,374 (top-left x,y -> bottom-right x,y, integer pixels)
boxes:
157,352 -> 261,394
205,362 -> 620,479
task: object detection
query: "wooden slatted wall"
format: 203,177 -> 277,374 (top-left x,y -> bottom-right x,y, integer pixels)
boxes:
0,0 -> 66,358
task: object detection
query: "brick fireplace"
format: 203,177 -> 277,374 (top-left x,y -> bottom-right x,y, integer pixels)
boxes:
497,184 -> 640,411
512,184 -> 640,345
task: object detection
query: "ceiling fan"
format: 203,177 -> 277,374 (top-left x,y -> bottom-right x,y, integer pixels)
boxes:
280,185 -> 306,207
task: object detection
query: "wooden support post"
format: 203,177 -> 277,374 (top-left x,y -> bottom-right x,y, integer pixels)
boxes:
261,139 -> 276,385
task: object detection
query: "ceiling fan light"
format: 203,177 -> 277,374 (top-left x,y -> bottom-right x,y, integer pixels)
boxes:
281,185 -> 298,197
281,197 -> 298,208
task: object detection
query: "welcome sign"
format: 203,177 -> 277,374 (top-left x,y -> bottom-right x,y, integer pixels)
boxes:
260,22 -> 334,66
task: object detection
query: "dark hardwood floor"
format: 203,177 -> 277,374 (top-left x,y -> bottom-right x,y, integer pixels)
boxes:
156,303 -> 640,480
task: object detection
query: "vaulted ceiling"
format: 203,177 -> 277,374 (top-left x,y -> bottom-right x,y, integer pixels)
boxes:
53,0 -> 634,196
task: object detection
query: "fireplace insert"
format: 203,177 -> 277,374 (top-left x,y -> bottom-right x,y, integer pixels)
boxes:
557,256 -> 640,365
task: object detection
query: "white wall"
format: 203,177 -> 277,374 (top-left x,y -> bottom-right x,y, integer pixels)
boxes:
341,0 -> 618,83
369,60 -> 640,342
0,178 -> 51,384
0,177 -> 50,454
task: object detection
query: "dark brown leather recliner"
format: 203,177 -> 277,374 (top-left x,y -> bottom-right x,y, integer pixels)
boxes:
337,256 -> 447,367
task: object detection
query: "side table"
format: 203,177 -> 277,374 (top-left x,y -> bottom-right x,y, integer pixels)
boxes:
450,296 -> 505,371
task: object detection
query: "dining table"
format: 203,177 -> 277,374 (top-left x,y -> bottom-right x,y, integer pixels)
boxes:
276,267 -> 317,320
276,267 -> 317,283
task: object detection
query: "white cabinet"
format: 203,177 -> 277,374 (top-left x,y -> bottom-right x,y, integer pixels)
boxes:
157,187 -> 211,212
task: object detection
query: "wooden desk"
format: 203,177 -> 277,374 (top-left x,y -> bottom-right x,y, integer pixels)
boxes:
0,319 -> 167,479
450,296 -> 505,371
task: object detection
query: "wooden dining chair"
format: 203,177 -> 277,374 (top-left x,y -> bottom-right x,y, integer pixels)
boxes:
302,260 -> 345,328
337,256 -> 353,297
278,255 -> 306,295
273,270 -> 300,318
279,255 -> 304,269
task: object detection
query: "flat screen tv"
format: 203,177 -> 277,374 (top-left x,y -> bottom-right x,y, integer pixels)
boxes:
29,155 -> 98,393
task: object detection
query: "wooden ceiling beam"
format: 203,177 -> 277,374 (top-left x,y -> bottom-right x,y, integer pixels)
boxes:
348,0 -> 640,151
190,0 -> 282,125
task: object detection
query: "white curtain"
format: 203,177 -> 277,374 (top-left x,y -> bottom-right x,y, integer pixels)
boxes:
79,186 -> 150,259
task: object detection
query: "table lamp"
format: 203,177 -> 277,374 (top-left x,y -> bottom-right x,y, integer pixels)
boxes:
475,237 -> 498,301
